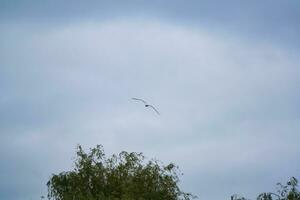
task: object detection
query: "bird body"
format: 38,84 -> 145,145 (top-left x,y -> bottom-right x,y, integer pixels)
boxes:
131,98 -> 160,115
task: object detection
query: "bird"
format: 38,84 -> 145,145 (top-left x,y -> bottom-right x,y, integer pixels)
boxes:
131,98 -> 160,115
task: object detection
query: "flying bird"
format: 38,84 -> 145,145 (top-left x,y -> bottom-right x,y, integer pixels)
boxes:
131,98 -> 160,115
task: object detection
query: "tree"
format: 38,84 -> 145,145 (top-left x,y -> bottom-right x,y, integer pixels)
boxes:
47,145 -> 196,200
231,177 -> 300,200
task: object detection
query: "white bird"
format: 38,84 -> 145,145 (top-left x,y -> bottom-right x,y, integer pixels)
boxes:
131,98 -> 160,115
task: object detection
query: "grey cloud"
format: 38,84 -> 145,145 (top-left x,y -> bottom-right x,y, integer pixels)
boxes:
1,0 -> 300,49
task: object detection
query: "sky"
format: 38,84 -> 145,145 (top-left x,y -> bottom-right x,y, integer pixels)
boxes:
0,1 -> 300,200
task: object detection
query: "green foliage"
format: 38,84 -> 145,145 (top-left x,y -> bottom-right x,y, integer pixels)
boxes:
47,145 -> 195,200
256,177 -> 300,200
231,194 -> 251,200
232,177 -> 300,200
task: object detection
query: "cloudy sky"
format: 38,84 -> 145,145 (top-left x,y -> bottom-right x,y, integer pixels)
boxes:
1,1 -> 300,199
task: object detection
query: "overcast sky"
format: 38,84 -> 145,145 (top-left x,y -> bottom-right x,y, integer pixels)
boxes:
1,1 -> 300,200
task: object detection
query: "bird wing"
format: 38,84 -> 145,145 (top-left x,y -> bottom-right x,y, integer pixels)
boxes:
148,105 -> 160,115
131,98 -> 147,104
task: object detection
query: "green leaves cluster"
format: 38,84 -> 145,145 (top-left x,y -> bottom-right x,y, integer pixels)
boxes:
47,145 -> 195,200
231,177 -> 300,200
